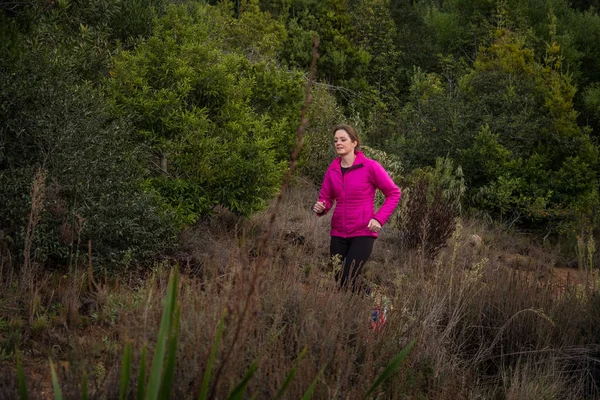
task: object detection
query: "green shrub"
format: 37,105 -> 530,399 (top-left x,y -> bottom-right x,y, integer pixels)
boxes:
107,3 -> 304,225
7,0 -> 166,81
0,52 -> 176,269
394,29 -> 600,234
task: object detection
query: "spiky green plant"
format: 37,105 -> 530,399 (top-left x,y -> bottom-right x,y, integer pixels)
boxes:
227,361 -> 258,400
301,366 -> 325,400
16,350 -> 28,400
137,346 -> 147,400
274,346 -> 307,400
362,338 -> 417,399
198,310 -> 226,400
145,268 -> 179,400
119,343 -> 132,400
49,359 -> 64,400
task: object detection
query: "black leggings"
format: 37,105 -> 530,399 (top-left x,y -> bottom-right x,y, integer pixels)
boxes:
330,236 -> 376,293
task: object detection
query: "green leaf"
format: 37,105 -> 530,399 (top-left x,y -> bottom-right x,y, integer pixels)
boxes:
160,304 -> 181,398
119,343 -> 132,400
198,310 -> 226,400
146,269 -> 179,400
16,350 -> 28,400
362,338 -> 416,399
274,346 -> 307,400
301,365 -> 325,400
81,372 -> 88,400
137,346 -> 148,400
49,359 -> 64,400
227,361 -> 258,400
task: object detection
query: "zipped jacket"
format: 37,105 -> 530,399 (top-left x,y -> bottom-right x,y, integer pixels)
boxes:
317,151 -> 401,238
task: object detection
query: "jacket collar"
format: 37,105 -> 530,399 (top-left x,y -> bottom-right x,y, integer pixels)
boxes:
335,150 -> 366,169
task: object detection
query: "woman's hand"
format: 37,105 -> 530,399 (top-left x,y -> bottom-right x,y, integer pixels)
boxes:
313,201 -> 326,214
368,218 -> 382,233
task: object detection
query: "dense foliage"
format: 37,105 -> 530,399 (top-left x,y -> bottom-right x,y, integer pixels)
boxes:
395,29 -> 599,226
1,0 -> 600,269
107,3 -> 304,224
0,51 -> 175,268
0,0 -> 175,268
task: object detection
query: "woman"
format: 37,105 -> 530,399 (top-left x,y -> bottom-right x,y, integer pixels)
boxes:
313,123 -> 401,293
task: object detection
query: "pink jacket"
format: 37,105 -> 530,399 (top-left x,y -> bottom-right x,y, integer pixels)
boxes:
317,151 -> 401,238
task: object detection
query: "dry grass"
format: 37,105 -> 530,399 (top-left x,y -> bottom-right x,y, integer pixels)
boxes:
21,168 -> 47,296
1,180 -> 600,399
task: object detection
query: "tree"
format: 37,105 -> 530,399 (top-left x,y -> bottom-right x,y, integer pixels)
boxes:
260,0 -> 370,94
393,27 -> 599,228
107,3 -> 304,225
349,0 -> 404,145
459,29 -> 599,220
0,52 -> 175,268
390,67 -> 467,170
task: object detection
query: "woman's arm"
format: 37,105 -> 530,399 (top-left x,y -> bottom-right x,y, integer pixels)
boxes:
315,169 -> 335,216
370,161 -> 401,225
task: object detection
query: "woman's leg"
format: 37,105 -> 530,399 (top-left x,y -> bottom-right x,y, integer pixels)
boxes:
344,236 -> 376,292
332,236 -> 375,291
330,236 -> 350,286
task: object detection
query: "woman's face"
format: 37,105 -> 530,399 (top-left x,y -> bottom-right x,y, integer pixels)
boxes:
333,129 -> 357,156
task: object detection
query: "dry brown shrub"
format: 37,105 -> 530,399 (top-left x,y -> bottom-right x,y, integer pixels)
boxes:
395,174 -> 458,258
22,168 -> 47,290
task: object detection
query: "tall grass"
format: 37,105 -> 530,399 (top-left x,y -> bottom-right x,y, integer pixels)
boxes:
21,168 -> 46,316
13,266 -> 413,399
3,176 -> 600,398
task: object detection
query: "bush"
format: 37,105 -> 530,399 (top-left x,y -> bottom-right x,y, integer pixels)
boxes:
0,52 -> 176,269
107,3 -> 304,224
395,158 -> 465,256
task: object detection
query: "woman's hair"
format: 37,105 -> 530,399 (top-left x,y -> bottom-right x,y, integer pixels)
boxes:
332,123 -> 360,151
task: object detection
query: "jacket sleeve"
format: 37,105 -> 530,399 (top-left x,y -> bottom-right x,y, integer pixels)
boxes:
370,161 -> 401,225
317,169 -> 335,216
